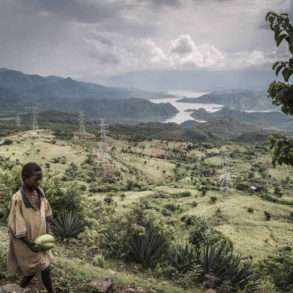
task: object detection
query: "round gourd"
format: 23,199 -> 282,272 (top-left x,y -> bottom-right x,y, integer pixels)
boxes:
40,242 -> 55,250
34,234 -> 55,246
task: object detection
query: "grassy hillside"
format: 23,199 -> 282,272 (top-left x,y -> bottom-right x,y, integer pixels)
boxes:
0,129 -> 292,292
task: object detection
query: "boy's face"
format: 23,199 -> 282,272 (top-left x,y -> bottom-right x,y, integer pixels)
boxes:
24,171 -> 43,190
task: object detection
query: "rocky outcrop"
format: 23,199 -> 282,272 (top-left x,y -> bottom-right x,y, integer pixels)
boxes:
0,284 -> 30,293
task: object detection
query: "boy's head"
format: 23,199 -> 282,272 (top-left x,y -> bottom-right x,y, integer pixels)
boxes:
21,162 -> 43,190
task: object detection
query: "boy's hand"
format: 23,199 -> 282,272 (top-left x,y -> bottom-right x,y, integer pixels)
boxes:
19,237 -> 42,252
29,243 -> 43,253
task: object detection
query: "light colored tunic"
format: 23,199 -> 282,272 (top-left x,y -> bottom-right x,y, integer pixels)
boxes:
7,188 -> 52,276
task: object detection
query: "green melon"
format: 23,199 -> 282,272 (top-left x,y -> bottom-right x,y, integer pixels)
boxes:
40,242 -> 55,250
34,234 -> 55,246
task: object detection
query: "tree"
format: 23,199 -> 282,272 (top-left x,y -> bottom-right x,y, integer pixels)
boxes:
266,12 -> 293,166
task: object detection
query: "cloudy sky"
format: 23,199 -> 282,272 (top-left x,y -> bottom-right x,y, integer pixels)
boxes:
0,0 -> 292,83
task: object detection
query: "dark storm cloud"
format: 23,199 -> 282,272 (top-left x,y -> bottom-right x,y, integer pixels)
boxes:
0,0 -> 285,81
30,0 -> 128,24
137,0 -> 182,9
289,0 -> 293,19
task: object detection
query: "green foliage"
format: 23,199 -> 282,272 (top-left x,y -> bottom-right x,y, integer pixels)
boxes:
128,227 -> 168,268
269,134 -> 293,167
266,11 -> 293,166
167,242 -> 198,274
100,204 -> 173,268
188,217 -> 209,247
197,242 -> 256,291
258,247 -> 293,292
43,178 -> 84,219
209,196 -> 218,204
0,245 -> 7,279
0,138 -> 13,146
266,12 -> 293,82
0,162 -> 21,221
63,162 -> 79,181
53,211 -> 85,240
189,217 -> 233,250
264,211 -> 271,221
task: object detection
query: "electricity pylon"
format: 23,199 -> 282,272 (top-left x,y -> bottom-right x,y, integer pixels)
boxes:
16,115 -> 21,128
219,155 -> 233,193
79,111 -> 86,134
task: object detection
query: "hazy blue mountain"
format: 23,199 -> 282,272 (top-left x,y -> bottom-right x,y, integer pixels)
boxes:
181,117 -> 258,139
0,68 -> 179,122
190,107 -> 293,130
0,92 -> 178,123
179,89 -> 278,111
0,68 -> 167,100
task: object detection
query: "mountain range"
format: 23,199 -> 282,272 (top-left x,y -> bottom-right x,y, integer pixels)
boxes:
0,68 -> 177,122
190,107 -> 293,131
179,89 -> 278,111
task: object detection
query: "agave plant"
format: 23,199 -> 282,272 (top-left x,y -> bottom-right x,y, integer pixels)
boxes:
198,241 -> 257,292
53,211 -> 85,240
168,242 -> 199,273
128,227 -> 167,268
101,227 -> 125,259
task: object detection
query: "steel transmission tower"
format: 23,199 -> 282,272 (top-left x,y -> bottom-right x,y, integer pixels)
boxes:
32,107 -> 39,130
220,155 -> 233,193
79,111 -> 86,134
16,115 -> 21,128
99,118 -> 108,161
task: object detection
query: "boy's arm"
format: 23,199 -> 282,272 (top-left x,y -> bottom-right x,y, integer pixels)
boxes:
17,236 -> 41,252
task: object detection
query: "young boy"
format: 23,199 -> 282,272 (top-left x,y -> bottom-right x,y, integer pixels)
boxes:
7,162 -> 55,293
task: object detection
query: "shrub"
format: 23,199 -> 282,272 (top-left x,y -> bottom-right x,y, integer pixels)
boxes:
43,178 -> 84,219
120,193 -> 126,200
181,215 -> 199,226
164,203 -> 181,213
53,211 -> 85,240
167,242 -> 198,274
189,217 -> 232,249
104,196 -> 114,205
0,139 -> 13,145
209,196 -> 218,204
173,191 -> 191,198
247,207 -> 254,213
63,163 -> 79,180
128,227 -> 168,268
197,242 -> 256,291
264,211 -> 271,221
0,165 -> 22,222
189,217 -> 209,247
258,247 -> 293,292
93,254 -> 105,268
100,204 -> 172,268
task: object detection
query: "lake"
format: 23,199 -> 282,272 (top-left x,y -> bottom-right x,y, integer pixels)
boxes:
150,91 -> 222,124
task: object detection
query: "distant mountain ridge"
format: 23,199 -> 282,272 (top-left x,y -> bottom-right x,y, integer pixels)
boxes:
0,68 -> 170,100
190,107 -> 293,131
0,68 -> 178,122
179,89 -> 278,111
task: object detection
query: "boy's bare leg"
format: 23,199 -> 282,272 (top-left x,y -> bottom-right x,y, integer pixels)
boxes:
20,274 -> 35,288
41,267 -> 54,293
